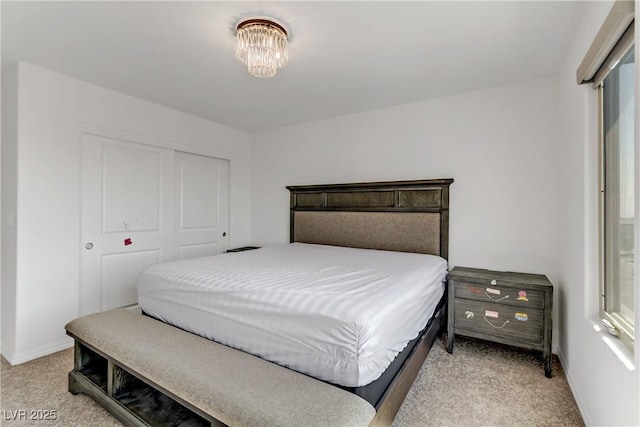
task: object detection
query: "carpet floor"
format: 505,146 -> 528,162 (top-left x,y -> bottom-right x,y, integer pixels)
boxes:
1,335 -> 583,427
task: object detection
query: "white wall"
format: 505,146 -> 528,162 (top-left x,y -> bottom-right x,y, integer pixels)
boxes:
251,77 -> 562,347
1,65 -> 19,358
0,62 -> 252,364
556,1 -> 639,426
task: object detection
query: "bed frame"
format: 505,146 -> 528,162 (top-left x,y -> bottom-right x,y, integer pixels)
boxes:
67,178 -> 453,427
287,178 -> 453,425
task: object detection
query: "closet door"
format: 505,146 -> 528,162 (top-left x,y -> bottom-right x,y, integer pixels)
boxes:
175,152 -> 229,259
80,134 -> 175,315
80,135 -> 230,315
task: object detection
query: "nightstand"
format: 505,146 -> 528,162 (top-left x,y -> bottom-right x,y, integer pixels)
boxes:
226,246 -> 261,253
447,267 -> 553,377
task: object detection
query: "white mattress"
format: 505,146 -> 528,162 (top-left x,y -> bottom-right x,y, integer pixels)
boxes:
137,243 -> 447,387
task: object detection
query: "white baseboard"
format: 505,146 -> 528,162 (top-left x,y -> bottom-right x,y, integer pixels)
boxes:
0,343 -> 16,364
556,347 -> 593,426
1,337 -> 73,365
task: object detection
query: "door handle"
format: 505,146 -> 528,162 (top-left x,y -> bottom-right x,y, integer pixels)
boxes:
85,243 -> 94,250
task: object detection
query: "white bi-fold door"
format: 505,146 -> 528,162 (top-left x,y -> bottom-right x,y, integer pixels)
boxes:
80,133 -> 229,315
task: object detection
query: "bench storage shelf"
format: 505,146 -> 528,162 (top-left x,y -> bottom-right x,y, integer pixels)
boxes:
70,340 -> 216,427
66,308 -> 376,427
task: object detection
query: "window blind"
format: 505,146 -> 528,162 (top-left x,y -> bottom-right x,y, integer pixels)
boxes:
577,0 -> 634,86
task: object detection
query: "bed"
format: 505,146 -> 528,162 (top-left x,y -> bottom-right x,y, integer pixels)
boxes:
137,243 -> 448,388
139,178 -> 453,425
67,178 -> 453,426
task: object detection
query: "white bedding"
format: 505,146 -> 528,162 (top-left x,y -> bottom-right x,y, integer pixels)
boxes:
137,243 -> 447,387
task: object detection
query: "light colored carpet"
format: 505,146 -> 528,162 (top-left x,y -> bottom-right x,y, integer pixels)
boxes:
1,336 -> 583,427
393,336 -> 583,427
1,346 -> 119,427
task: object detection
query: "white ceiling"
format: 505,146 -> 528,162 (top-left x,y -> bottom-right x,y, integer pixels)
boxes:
2,1 -> 588,133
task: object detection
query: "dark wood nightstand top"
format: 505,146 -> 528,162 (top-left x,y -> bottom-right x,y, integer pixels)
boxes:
448,266 -> 552,288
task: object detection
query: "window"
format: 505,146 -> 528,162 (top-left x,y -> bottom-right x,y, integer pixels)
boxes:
599,35 -> 635,350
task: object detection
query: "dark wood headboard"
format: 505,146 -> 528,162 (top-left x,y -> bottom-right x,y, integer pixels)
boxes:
286,179 -> 453,259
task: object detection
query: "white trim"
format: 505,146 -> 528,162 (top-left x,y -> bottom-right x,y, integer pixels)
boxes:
81,123 -> 231,161
591,319 -> 637,370
2,338 -> 73,365
577,0 -> 635,85
557,347 -> 593,427
592,21 -> 635,88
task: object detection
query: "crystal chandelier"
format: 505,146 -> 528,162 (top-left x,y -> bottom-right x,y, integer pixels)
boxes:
236,18 -> 288,78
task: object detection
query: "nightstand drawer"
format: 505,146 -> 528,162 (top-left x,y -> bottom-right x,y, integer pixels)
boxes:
454,300 -> 544,346
454,281 -> 545,309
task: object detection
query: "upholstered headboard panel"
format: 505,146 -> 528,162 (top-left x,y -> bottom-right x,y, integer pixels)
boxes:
293,211 -> 441,255
287,179 -> 453,259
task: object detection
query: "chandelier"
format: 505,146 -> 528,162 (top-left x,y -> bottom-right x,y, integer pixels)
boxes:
236,18 -> 288,78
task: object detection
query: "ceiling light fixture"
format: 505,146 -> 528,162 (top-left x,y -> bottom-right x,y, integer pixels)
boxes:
235,18 -> 288,79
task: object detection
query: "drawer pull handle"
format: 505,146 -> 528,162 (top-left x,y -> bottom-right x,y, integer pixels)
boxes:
483,317 -> 510,329
484,292 -> 509,302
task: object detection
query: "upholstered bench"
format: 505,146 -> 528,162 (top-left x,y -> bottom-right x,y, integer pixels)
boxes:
66,308 -> 376,427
